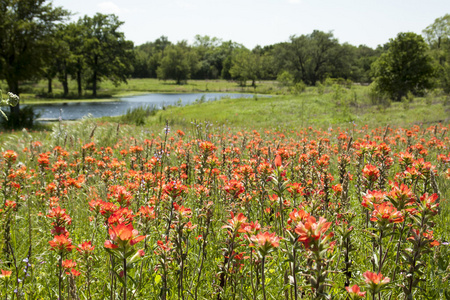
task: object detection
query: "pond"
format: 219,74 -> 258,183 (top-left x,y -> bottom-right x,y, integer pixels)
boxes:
29,93 -> 258,120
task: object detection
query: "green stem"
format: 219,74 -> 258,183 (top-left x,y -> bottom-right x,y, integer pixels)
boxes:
58,252 -> 63,300
123,252 -> 127,300
261,256 -> 267,300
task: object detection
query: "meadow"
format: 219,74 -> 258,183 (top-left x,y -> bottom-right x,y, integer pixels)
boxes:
0,79 -> 449,299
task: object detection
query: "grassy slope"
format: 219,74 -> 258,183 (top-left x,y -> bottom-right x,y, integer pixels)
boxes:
146,86 -> 450,130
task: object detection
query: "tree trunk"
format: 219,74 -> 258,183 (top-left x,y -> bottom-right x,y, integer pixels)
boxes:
77,59 -> 83,98
92,55 -> 98,97
62,61 -> 69,97
48,77 -> 53,94
62,80 -> 68,97
77,69 -> 82,97
93,70 -> 97,97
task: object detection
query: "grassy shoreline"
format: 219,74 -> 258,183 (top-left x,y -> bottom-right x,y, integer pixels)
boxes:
1,78 -> 449,130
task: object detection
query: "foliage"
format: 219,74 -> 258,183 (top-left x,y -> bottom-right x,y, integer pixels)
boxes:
423,14 -> 450,47
129,31 -> 382,86
0,0 -> 68,117
132,36 -> 171,79
156,41 -> 199,84
274,30 -> 342,85
118,105 -> 157,126
78,13 -> 134,96
423,14 -> 450,93
229,48 -> 266,87
371,32 -> 435,101
277,70 -> 294,87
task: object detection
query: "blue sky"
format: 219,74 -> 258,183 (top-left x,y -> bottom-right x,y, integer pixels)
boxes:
51,0 -> 450,49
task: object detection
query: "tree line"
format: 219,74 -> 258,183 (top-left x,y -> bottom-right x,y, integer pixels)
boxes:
1,0 -> 450,107
133,32 -> 382,87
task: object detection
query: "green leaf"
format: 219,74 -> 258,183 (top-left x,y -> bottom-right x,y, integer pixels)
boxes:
155,274 -> 162,284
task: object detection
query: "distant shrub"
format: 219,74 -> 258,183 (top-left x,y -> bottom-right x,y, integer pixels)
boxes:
291,81 -> 306,94
368,82 -> 391,108
119,105 -> 156,126
277,71 -> 294,87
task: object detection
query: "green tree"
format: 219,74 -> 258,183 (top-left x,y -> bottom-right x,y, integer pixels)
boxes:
423,14 -> 450,49
43,23 -> 77,97
371,32 -> 435,101
132,36 -> 172,78
0,0 -> 68,115
79,13 -> 134,97
229,48 -> 265,87
275,30 -> 341,85
423,14 -> 450,93
156,42 -> 199,84
56,22 -> 86,97
192,35 -> 223,79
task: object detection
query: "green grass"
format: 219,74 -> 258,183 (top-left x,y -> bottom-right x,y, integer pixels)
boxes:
1,79 -> 449,132
144,85 -> 450,130
0,78 -> 283,104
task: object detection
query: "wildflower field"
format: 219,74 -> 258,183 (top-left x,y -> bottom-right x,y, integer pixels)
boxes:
0,120 -> 449,299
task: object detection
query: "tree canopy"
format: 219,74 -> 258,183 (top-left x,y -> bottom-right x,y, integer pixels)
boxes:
156,42 -> 199,84
423,14 -> 450,93
274,31 -> 341,85
0,0 -> 68,114
79,13 -> 134,96
371,32 -> 435,101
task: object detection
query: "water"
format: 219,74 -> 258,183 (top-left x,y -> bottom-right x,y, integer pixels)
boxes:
29,93 -> 257,120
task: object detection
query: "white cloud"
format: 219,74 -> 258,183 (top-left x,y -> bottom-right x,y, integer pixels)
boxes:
97,2 -> 123,14
288,0 -> 301,3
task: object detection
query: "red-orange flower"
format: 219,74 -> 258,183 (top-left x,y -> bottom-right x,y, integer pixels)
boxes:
346,284 -> 366,299
239,221 -> 261,235
287,208 -> 310,227
163,180 -> 188,198
363,271 -> 390,293
77,241 -> 95,255
49,234 -> 75,252
222,212 -> 247,232
362,164 -> 380,182
107,207 -> 135,226
274,155 -> 282,167
362,190 -> 387,209
223,180 -> 245,198
62,259 -> 77,269
47,206 -> 72,227
418,193 -> 439,215
4,200 -> 17,210
294,216 -> 333,250
173,203 -> 192,218
364,271 -> 390,285
2,150 -> 18,163
387,182 -> 415,210
370,202 -> 404,225
249,231 -> 281,257
104,222 -> 145,251
139,205 -> 156,220
0,269 -> 12,278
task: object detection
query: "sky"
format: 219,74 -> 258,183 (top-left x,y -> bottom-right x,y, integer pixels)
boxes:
51,0 -> 450,49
